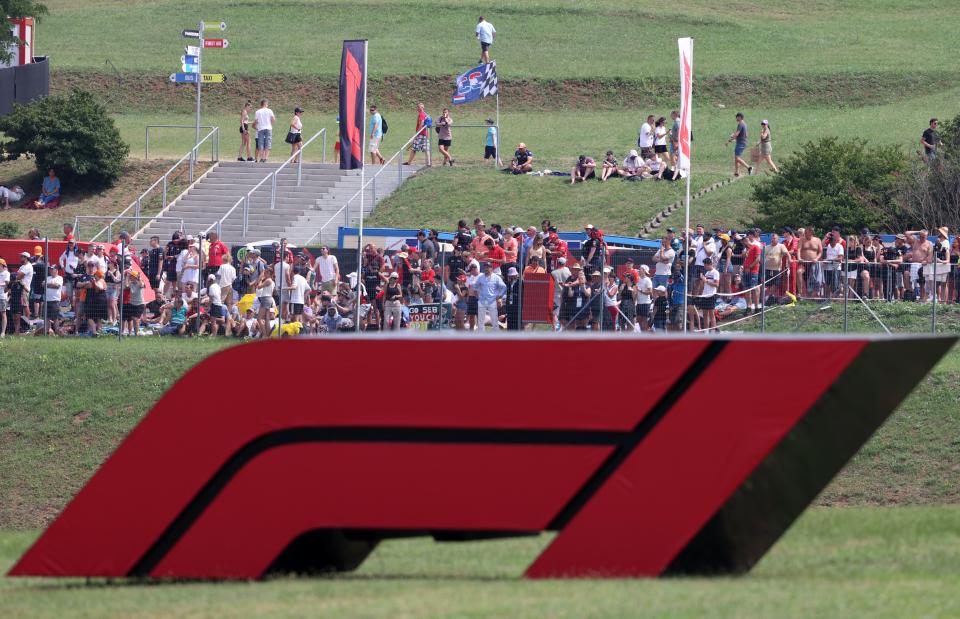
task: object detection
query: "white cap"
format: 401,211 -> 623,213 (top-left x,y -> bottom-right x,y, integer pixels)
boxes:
507,267 -> 519,276
655,285 -> 667,292
558,257 -> 567,264
639,264 -> 650,273
629,149 -> 638,157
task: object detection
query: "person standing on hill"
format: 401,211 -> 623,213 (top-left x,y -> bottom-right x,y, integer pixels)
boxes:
476,16 -> 496,64
238,100 -> 253,162
369,105 -> 385,164
483,118 -> 500,166
404,102 -> 429,166
669,110 -> 681,167
253,99 -> 276,163
638,115 -> 655,159
437,108 -> 455,166
920,118 -> 942,163
726,112 -> 752,177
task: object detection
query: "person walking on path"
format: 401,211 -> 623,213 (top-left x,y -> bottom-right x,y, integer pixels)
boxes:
368,105 -> 385,164
756,119 -> 779,173
476,16 -> 496,64
726,112 -> 753,177
253,99 -> 276,162
238,100 -> 253,161
436,108 -> 454,166
404,102 -> 430,166
288,107 -> 304,163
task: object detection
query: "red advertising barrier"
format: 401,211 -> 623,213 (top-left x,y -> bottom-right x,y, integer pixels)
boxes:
521,273 -> 554,324
9,336 -> 954,579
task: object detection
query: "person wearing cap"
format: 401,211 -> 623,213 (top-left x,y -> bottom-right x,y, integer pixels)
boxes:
254,262 -> 277,337
482,237 -> 506,275
29,245 -> 47,319
83,259 -> 107,335
382,272 -> 403,330
0,258 -> 8,336
15,251 -> 34,320
635,264 -> 653,331
287,107 -> 304,162
122,264 -> 147,336
483,118 -> 500,166
652,235 -> 676,289
570,154 -> 596,185
619,149 -> 644,179
510,142 -> 534,174
404,102 -> 430,166
698,257 -> 720,332
931,226 -> 951,302
253,98 -> 276,163
549,256 -> 572,326
651,284 -> 669,332
472,262 -> 506,332
693,229 -> 716,295
503,266 -> 521,330
755,120 -> 779,173
879,234 -> 906,301
368,104 -> 385,165
501,228 -> 519,276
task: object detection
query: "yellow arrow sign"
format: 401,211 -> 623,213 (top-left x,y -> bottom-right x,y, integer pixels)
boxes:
200,73 -> 226,83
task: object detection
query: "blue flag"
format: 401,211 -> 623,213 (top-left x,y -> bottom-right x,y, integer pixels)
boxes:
452,61 -> 498,105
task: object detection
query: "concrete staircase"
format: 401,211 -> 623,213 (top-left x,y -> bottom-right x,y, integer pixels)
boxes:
133,161 -> 421,246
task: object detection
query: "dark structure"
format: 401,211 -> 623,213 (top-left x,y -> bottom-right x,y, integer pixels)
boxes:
0,56 -> 49,116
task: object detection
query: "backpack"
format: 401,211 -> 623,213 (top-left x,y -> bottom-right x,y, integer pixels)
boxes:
380,115 -> 388,135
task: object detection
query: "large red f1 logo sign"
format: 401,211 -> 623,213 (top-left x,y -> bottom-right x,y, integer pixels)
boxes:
10,336 -> 953,579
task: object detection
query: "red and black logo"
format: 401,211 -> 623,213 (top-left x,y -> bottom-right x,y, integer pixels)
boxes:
10,336 -> 953,579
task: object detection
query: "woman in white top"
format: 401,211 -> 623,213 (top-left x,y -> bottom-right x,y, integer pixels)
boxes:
180,244 -> 201,288
289,107 -> 304,163
654,117 -> 669,156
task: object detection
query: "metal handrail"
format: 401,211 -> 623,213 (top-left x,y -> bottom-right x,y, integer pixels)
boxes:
145,125 -> 220,160
301,127 -> 426,246
201,129 -> 326,238
88,127 -> 219,242
74,215 -> 186,244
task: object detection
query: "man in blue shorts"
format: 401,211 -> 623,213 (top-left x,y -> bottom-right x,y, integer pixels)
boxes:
726,112 -> 753,177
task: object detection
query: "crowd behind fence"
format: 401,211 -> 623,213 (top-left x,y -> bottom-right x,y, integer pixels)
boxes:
3,221 -> 958,339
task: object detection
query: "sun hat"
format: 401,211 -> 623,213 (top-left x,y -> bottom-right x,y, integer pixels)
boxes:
507,267 -> 519,276
33,245 -> 43,256
938,226 -> 949,238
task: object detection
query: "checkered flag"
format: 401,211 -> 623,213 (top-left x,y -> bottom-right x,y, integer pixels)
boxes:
480,61 -> 498,98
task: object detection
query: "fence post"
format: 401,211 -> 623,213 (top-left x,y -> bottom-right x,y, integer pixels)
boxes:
73,216 -> 80,241
271,173 -> 277,210
373,176 -> 377,205
144,126 -> 149,159
297,152 -> 303,187
322,130 -> 326,164
135,197 -> 141,231
243,195 -> 249,237
932,258 -> 938,334
760,253 -> 766,333
162,175 -> 168,209
842,246 -> 849,333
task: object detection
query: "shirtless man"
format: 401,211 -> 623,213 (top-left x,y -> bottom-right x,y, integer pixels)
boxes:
904,229 -> 933,301
799,227 -> 824,298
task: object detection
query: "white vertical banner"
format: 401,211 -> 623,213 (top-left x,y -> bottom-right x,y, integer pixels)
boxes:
677,37 -> 693,172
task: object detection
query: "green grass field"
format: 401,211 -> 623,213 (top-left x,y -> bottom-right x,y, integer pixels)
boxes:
3,506 -> 959,618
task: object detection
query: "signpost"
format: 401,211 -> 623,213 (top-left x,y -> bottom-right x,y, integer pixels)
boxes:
171,21 -> 228,180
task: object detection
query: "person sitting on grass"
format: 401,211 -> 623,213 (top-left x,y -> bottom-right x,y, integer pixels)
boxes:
510,143 -> 534,174
0,184 -> 24,209
159,295 -> 187,336
619,149 -> 645,179
34,169 -> 61,209
570,154 -> 596,184
599,151 -> 619,181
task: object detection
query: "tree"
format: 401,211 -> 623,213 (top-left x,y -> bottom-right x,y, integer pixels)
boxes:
751,137 -> 906,234
1,1 -> 48,64
897,113 -> 960,232
0,88 -> 129,189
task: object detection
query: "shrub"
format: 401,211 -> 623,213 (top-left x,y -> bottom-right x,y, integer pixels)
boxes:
751,137 -> 905,234
0,222 -> 19,239
0,88 -> 129,190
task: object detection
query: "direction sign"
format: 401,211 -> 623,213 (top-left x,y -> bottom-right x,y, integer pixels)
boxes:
169,72 -> 199,84
203,39 -> 228,49
180,55 -> 198,64
201,20 -> 226,31
182,62 -> 199,73
184,46 -> 200,56
200,73 -> 226,84
182,29 -> 200,39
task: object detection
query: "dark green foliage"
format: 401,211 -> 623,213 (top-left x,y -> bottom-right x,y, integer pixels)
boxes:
751,137 -> 905,234
0,222 -> 19,239
0,89 -> 129,190
896,113 -> 960,231
0,1 -> 48,64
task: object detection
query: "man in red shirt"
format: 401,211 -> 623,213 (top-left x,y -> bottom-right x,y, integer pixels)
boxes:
205,231 -> 229,281
483,238 -> 506,275
62,223 -> 75,242
741,229 -> 763,312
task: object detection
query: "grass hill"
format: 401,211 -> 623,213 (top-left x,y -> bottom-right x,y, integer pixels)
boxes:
5,0 -> 954,238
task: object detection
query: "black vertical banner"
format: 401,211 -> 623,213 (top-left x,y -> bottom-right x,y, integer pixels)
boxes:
339,40 -> 367,170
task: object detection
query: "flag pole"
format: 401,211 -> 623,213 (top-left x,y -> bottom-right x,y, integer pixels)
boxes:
681,38 -> 693,334
495,89 -> 501,167
356,39 -> 368,333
